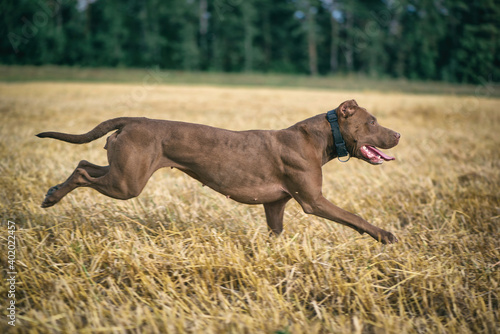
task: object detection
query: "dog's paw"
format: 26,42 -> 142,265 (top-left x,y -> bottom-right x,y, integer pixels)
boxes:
380,231 -> 398,244
41,185 -> 60,208
372,230 -> 398,244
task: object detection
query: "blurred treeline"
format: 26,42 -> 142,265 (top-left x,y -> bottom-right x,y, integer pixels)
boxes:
1,0 -> 499,83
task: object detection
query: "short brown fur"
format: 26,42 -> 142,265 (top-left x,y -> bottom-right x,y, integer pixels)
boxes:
37,100 -> 400,244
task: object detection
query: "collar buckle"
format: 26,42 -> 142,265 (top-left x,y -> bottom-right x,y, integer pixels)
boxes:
338,153 -> 350,163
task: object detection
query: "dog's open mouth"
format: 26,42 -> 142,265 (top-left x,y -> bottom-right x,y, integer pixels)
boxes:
360,145 -> 395,164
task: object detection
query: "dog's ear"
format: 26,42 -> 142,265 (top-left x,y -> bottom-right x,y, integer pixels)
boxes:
338,99 -> 358,118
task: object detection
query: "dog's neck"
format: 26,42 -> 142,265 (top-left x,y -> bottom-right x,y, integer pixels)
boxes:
288,114 -> 340,165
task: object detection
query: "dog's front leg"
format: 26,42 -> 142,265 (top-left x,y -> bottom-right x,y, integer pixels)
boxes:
286,173 -> 398,244
301,195 -> 397,244
263,197 -> 292,235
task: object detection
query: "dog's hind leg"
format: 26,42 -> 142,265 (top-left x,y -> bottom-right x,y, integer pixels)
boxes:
41,125 -> 161,208
41,160 -> 110,208
41,156 -> 153,208
76,160 -> 110,177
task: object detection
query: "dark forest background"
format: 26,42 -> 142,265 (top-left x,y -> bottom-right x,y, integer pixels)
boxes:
1,0 -> 499,84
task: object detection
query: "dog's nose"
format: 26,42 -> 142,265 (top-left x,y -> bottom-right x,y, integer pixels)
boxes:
394,132 -> 401,140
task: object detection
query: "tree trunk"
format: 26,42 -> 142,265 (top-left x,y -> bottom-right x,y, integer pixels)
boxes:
262,5 -> 272,69
345,6 -> 354,72
307,4 -> 318,76
199,0 -> 208,35
330,9 -> 339,73
199,0 -> 208,69
243,2 -> 255,72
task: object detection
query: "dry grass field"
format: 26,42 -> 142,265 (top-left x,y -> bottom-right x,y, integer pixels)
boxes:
0,80 -> 499,333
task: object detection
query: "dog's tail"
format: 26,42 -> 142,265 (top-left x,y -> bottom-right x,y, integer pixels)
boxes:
36,117 -> 131,144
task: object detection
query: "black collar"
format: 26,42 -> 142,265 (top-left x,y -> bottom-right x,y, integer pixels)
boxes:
326,109 -> 350,160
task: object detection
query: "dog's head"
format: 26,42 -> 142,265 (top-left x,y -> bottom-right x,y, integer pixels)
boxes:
337,99 -> 400,165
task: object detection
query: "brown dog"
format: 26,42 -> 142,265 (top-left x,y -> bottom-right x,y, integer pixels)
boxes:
37,99 -> 400,244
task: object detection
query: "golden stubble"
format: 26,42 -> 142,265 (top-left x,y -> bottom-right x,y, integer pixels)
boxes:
0,82 -> 498,333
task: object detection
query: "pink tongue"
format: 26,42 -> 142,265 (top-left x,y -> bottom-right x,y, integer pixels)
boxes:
366,146 -> 395,161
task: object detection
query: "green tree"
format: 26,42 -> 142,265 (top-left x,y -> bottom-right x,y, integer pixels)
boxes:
0,0 -> 498,84
447,0 -> 500,83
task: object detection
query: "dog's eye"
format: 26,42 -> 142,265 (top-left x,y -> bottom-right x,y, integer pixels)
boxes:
369,120 -> 375,125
